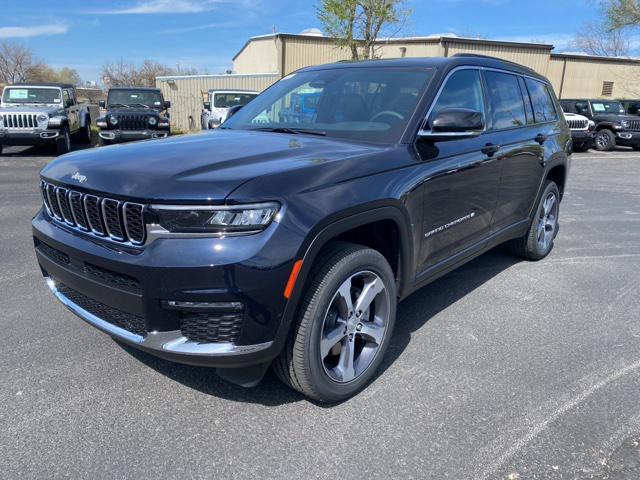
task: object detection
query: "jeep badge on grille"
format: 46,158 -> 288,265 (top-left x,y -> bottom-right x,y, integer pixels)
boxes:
71,172 -> 87,183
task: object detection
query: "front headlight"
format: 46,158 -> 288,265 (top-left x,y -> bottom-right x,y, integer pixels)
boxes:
621,120 -> 630,129
148,116 -> 158,126
109,116 -> 118,126
151,202 -> 280,234
37,114 -> 48,123
588,120 -> 595,130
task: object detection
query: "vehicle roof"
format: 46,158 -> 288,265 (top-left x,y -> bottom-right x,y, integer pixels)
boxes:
108,87 -> 161,92
299,55 -> 548,82
8,82 -> 74,89
561,98 -> 623,101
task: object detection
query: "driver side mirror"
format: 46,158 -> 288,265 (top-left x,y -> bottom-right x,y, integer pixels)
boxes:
203,101 -> 211,110
418,108 -> 484,140
99,100 -> 106,108
164,100 -> 171,109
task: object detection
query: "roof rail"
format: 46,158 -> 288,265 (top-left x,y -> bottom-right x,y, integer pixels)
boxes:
451,53 -> 539,75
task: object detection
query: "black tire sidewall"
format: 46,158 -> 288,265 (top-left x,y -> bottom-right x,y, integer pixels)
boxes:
302,249 -> 396,401
56,127 -> 71,154
528,181 -> 560,258
594,129 -> 615,151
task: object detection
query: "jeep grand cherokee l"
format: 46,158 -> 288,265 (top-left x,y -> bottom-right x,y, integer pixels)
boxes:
33,56 -> 570,402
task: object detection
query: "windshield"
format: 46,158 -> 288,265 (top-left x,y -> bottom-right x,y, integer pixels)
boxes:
223,67 -> 434,143
2,87 -> 61,104
590,101 -> 625,114
213,92 -> 258,108
108,90 -> 162,108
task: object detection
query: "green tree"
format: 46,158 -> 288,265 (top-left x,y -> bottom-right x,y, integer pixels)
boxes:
317,0 -> 410,60
606,0 -> 640,29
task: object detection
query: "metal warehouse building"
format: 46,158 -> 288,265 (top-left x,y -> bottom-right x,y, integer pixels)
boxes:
158,33 -> 640,132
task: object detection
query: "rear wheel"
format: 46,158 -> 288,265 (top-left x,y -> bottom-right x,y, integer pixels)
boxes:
594,129 -> 615,151
56,127 -> 71,155
509,180 -> 560,261
77,119 -> 91,144
0,144 -> 3,156
274,242 -> 397,403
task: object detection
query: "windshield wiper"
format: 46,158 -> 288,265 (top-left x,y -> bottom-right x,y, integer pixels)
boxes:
249,127 -> 326,136
109,103 -> 129,108
128,103 -> 150,109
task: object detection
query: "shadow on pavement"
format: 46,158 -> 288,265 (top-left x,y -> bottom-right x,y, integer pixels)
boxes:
118,246 -> 521,407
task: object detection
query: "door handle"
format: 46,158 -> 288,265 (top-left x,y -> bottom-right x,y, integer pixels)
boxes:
481,143 -> 500,157
535,133 -> 547,144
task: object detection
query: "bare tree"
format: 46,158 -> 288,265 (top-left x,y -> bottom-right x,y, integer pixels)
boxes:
571,22 -> 630,57
0,41 -> 35,84
101,59 -> 199,87
317,0 -> 410,60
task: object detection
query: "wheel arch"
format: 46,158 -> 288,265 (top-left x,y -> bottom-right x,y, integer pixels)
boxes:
546,164 -> 567,198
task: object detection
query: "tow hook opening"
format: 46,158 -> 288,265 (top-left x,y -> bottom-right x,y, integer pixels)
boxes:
99,132 -> 116,140
152,132 -> 168,139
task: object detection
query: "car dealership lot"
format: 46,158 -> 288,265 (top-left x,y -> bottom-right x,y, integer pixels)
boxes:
1,146 -> 639,479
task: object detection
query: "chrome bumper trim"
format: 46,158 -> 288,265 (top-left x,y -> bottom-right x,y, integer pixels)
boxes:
45,277 -> 273,356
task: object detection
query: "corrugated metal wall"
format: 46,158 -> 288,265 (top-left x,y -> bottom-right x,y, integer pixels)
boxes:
549,55 -> 640,99
233,38 -> 279,74
156,74 -> 279,132
283,37 -> 353,75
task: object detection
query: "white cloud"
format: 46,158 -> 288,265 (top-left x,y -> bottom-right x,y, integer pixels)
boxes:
0,24 -> 68,39
97,0 -> 222,14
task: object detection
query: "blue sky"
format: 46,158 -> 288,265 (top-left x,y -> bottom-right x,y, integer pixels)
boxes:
0,0 -> 628,83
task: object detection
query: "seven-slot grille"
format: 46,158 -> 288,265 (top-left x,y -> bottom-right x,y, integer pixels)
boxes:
567,118 -> 589,130
40,180 -> 146,246
114,115 -> 155,131
1,113 -> 40,129
627,119 -> 640,131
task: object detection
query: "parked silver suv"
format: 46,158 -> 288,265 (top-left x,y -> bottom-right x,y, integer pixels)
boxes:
0,83 -> 91,155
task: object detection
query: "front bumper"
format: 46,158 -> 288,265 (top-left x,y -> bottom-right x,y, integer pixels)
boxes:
32,209 -> 303,370
0,129 -> 60,146
99,129 -> 169,143
570,130 -> 594,142
615,130 -> 640,146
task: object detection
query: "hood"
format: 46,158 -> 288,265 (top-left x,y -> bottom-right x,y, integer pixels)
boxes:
108,107 -> 161,115
593,113 -> 639,122
0,104 -> 63,114
563,112 -> 589,121
40,130 -> 395,202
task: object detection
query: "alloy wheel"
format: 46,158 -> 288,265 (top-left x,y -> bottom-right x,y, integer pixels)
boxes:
596,132 -> 609,149
320,270 -> 390,383
537,192 -> 558,251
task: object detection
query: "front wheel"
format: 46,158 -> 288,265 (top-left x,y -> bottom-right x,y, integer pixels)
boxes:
509,180 -> 560,261
632,145 -> 640,151
56,127 -> 71,155
594,129 -> 616,151
572,142 -> 590,153
77,121 -> 91,144
274,242 -> 397,402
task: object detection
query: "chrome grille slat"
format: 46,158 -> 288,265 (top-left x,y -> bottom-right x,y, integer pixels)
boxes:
1,113 -> 38,130
40,181 -> 146,246
567,119 -> 588,130
628,120 -> 640,131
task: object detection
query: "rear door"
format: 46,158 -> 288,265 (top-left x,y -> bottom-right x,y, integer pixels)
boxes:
484,71 -> 545,232
416,68 -> 501,274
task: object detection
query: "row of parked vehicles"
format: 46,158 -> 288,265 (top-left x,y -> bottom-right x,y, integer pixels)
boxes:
1,80 -> 640,156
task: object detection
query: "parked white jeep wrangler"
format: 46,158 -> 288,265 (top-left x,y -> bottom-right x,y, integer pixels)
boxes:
0,83 -> 91,156
201,90 -> 258,129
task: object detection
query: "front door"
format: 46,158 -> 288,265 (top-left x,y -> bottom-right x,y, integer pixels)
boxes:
415,68 -> 501,275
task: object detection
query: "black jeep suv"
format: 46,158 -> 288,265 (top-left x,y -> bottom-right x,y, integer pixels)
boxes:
33,56 -> 570,402
560,99 -> 640,151
97,87 -> 171,144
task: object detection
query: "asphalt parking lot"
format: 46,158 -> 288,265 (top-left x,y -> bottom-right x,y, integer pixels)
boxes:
1,144 -> 639,479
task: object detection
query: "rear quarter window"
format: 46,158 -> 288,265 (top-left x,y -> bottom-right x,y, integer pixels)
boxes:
525,78 -> 558,123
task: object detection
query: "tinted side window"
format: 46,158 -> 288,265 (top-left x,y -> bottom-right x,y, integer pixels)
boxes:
525,78 -> 557,122
560,101 -> 575,114
518,77 -> 535,124
429,69 -> 484,126
485,71 -> 526,129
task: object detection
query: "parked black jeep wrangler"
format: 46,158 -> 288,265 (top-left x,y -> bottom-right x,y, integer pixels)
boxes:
560,99 -> 640,151
34,56 -> 570,402
97,87 -> 170,144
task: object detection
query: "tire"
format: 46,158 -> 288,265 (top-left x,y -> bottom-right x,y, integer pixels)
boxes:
594,129 -> 615,151
509,180 -> 560,261
0,144 -> 3,156
56,127 -> 71,155
274,242 -> 397,402
572,142 -> 590,153
632,146 -> 640,151
77,119 -> 91,144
